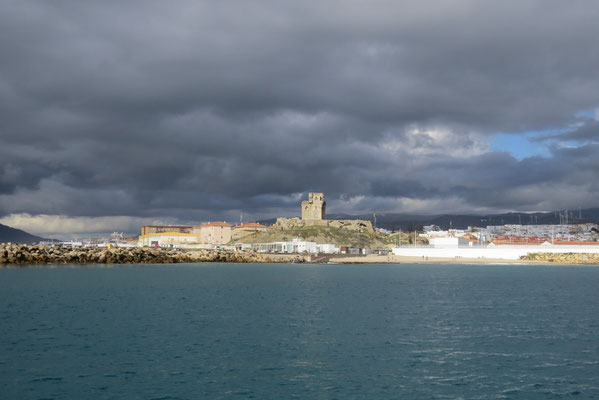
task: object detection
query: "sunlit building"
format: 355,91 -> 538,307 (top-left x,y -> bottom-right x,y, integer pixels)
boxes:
139,225 -> 198,247
194,222 -> 232,245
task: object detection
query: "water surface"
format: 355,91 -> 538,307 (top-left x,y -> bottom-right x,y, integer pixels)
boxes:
1,263 -> 598,399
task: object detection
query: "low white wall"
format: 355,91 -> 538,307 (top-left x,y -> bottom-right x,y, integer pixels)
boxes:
392,245 -> 599,260
429,237 -> 469,247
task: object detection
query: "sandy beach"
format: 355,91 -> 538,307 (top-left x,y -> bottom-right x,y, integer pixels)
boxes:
327,254 -> 546,265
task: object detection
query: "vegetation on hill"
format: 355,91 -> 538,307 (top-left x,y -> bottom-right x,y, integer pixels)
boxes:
230,225 -> 391,248
384,232 -> 429,246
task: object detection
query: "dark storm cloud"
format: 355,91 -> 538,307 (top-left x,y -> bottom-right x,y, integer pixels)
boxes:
2,0 -> 599,228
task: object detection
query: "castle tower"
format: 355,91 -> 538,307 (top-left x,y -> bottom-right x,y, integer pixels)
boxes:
301,192 -> 326,220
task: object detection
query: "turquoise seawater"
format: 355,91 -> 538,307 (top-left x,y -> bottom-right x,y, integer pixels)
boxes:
1,263 -> 598,399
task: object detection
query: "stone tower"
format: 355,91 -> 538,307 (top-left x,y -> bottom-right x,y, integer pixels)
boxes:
301,192 -> 326,220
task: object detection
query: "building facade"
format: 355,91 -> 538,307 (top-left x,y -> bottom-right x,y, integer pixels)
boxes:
141,225 -> 192,235
195,222 -> 232,245
139,225 -> 198,247
139,232 -> 199,247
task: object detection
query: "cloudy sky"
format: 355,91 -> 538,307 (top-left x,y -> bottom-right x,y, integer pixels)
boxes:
1,0 -> 599,237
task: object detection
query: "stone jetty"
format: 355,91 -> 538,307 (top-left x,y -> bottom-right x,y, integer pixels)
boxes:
0,244 -> 306,266
525,252 -> 599,264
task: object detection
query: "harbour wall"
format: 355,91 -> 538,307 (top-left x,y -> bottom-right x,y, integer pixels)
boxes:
0,244 -> 308,265
392,245 -> 599,260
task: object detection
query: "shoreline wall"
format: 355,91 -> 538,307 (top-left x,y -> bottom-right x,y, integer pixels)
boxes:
392,245 -> 599,260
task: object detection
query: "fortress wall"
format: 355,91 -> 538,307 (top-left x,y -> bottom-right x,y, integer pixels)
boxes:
276,217 -> 374,233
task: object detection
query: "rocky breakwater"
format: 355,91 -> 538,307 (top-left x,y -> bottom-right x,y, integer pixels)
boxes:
0,244 -> 305,266
526,252 -> 599,264
186,249 -> 305,264
0,244 -> 196,265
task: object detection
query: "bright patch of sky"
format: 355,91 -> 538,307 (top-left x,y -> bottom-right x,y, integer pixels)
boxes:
490,131 -> 555,159
574,109 -> 599,119
490,108 -> 599,159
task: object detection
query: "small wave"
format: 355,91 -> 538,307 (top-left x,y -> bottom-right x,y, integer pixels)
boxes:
30,377 -> 63,383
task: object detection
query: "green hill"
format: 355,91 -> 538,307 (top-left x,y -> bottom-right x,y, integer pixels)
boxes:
231,225 -> 391,248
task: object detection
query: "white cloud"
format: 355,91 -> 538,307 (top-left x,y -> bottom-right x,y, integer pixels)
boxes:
0,213 -> 167,237
381,126 -> 489,157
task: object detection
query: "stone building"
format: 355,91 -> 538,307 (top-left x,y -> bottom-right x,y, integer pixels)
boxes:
275,192 -> 374,233
301,192 -> 326,220
193,222 -> 232,245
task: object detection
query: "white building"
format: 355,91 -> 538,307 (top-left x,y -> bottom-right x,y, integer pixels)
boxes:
392,244 -> 599,260
239,238 -> 337,254
429,237 -> 470,247
317,243 -> 339,254
61,241 -> 83,247
138,232 -> 198,248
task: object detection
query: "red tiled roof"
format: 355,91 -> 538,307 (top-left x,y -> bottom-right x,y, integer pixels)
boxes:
492,241 -> 599,246
553,241 -> 599,245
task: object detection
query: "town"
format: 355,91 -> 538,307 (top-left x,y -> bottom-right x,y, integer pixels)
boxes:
52,193 -> 599,262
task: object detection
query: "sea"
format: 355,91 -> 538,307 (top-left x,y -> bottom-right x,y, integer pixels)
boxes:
1,263 -> 598,399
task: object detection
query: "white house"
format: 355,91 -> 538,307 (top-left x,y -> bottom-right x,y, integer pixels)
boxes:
429,237 -> 470,248
317,243 -> 339,254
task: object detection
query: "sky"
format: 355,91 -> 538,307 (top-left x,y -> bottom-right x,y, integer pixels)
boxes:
1,0 -> 599,238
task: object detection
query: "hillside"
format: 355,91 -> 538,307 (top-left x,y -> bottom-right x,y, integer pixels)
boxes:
0,223 -> 46,244
328,208 -> 599,230
230,225 -> 391,248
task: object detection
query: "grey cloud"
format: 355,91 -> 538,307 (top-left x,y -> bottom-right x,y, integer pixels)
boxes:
2,0 -> 599,225
536,119 -> 599,143
4,1 -> 599,129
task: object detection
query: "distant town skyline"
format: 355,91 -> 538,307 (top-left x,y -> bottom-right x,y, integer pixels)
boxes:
1,1 -> 599,237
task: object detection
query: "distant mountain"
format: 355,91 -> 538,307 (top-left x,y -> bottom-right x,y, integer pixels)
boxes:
260,208 -> 599,231
0,223 -> 47,244
330,208 -> 599,230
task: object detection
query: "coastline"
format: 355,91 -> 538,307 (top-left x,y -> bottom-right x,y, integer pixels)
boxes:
326,254 -> 545,265
3,243 -> 599,266
0,244 -> 306,266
